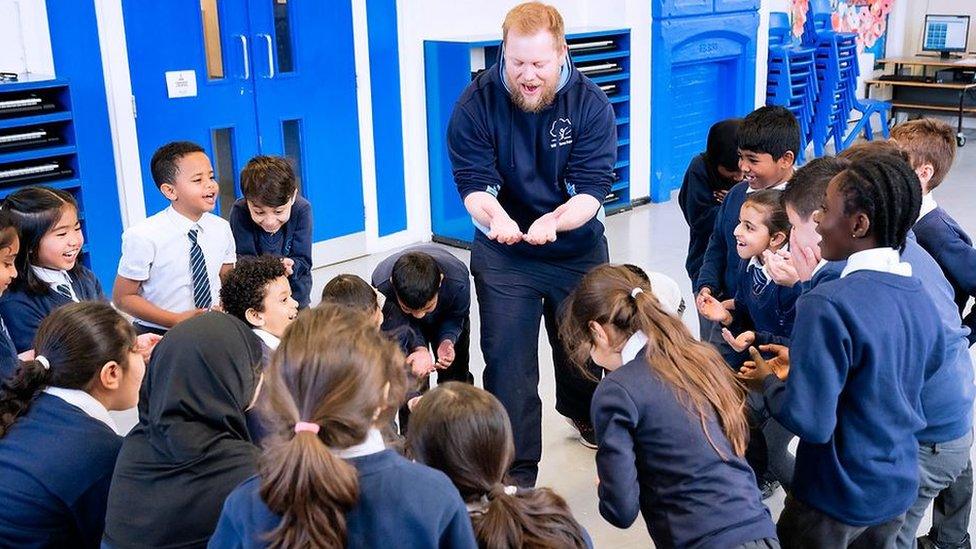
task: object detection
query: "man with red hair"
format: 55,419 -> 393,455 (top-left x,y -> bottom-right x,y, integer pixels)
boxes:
448,1 -> 616,487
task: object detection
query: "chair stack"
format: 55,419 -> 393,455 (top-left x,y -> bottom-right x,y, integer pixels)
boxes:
766,12 -> 817,162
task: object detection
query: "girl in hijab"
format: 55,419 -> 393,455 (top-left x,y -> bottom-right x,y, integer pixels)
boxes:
102,312 -> 264,549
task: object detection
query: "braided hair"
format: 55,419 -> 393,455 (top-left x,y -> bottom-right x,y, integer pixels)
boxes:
835,151 -> 921,252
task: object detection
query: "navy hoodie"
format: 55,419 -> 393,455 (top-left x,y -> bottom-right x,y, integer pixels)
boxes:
678,153 -> 723,285
448,57 -> 616,259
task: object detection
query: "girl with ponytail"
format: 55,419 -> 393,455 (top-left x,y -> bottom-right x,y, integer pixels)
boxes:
559,264 -> 778,548
407,382 -> 591,548
209,304 -> 476,549
0,302 -> 144,547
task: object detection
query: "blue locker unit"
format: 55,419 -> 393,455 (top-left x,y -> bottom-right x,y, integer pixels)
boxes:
650,10 -> 758,202
0,1 -> 126,288
425,29 -> 632,246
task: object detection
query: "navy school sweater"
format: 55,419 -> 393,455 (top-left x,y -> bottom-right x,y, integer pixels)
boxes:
208,449 -> 477,548
447,58 -> 616,260
0,393 -> 122,548
914,206 -> 976,345
695,182 -> 749,297
678,153 -> 724,285
0,266 -> 105,353
763,270 -> 945,525
732,259 -> 801,339
591,351 -> 777,547
371,245 -> 470,351
229,196 -> 313,309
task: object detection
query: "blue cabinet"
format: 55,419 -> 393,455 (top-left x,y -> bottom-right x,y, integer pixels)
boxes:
424,29 -> 632,246
650,5 -> 758,202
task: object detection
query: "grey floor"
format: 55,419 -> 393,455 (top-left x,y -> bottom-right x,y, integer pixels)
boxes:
114,137 -> 976,546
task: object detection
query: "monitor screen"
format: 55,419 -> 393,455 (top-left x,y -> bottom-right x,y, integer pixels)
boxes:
923,15 -> 970,53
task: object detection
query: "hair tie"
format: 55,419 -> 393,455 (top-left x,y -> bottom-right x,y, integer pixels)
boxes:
504,485 -> 517,496
293,421 -> 320,434
35,355 -> 50,371
630,287 -> 644,299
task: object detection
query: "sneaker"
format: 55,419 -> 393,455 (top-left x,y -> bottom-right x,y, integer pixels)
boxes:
564,416 -> 598,449
759,479 -> 780,500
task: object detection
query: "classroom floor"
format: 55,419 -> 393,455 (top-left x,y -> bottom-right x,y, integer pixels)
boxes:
114,141 -> 976,546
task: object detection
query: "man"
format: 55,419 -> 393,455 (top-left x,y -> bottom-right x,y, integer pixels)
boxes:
447,1 -> 616,486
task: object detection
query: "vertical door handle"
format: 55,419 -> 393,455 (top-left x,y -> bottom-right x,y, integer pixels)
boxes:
258,34 -> 275,78
237,35 -> 250,80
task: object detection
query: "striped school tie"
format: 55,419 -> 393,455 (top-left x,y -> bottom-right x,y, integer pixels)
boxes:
54,283 -> 73,300
188,228 -> 212,309
751,264 -> 769,295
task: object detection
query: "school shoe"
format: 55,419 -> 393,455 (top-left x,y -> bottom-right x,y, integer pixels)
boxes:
918,534 -> 973,549
564,416 -> 598,449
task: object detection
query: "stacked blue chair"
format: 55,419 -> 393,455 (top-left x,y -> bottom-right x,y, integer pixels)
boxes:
802,0 -> 891,154
766,12 -> 817,162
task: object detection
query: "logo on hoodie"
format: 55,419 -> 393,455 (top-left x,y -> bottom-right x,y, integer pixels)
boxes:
549,118 -> 573,148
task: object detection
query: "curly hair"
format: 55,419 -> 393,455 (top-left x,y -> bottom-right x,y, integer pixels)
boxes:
220,255 -> 288,325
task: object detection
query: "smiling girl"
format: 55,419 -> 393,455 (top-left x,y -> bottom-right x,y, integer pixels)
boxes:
0,187 -> 106,354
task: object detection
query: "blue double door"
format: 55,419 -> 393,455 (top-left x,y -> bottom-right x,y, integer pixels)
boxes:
122,0 -> 365,242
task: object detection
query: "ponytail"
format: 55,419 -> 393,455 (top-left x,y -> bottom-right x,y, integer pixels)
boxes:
560,264 -> 749,458
258,304 -> 406,548
475,484 -> 588,549
0,302 -> 135,438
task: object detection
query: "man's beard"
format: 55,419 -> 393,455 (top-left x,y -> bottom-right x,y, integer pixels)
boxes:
508,75 -> 558,113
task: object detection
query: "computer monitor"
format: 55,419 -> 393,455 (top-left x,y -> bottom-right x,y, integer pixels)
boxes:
922,15 -> 970,59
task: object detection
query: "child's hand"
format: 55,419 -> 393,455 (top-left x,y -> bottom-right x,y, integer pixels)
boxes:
524,213 -> 558,246
280,257 -> 294,276
792,245 -> 821,283
713,189 -> 729,204
135,333 -> 163,362
697,293 -> 734,325
763,249 -> 800,287
737,346 -> 775,391
758,343 -> 790,380
406,348 -> 435,377
174,308 -> 208,325
722,328 -> 755,352
695,287 -> 713,311
436,339 -> 455,368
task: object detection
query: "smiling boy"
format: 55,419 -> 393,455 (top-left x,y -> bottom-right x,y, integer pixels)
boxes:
113,141 -> 236,334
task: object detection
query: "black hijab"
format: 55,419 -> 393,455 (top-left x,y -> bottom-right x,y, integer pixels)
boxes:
704,118 -> 743,192
102,312 -> 263,549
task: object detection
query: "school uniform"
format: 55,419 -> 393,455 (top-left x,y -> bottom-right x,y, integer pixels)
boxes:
372,244 -> 472,384
209,429 -> 478,549
753,260 -> 844,348
762,248 -> 946,545
913,194 -> 976,346
117,206 -> 235,333
733,257 -> 801,338
103,313 -> 262,549
229,196 -> 313,309
0,390 -> 123,548
0,265 -> 105,353
678,153 -> 723,285
591,331 -> 778,548
0,317 -> 19,379
246,329 -> 280,445
448,54 -> 615,486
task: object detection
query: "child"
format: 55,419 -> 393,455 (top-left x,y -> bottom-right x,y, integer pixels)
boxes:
559,264 -> 778,548
407,382 -> 591,548
0,187 -> 106,353
679,118 -> 742,287
0,302 -> 144,547
891,119 -> 975,346
103,313 -> 264,549
229,156 -> 313,309
698,189 -> 800,350
320,273 -> 384,328
695,106 -> 798,362
220,255 -> 299,356
371,245 -> 473,385
0,210 -> 20,378
208,305 -> 477,548
113,141 -> 236,335
740,153 -> 946,546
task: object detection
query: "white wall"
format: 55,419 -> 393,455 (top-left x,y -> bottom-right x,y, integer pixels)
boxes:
0,0 -> 54,76
901,0 -> 976,56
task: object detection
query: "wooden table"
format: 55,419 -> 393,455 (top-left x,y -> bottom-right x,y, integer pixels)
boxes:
867,56 -> 976,146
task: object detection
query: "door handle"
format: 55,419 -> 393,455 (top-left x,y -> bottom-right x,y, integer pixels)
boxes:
258,34 -> 274,78
237,34 -> 250,80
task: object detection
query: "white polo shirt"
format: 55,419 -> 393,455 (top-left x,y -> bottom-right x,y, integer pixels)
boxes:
118,206 -> 235,329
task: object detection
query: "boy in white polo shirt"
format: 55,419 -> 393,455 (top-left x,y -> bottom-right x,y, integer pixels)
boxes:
112,141 -> 236,335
